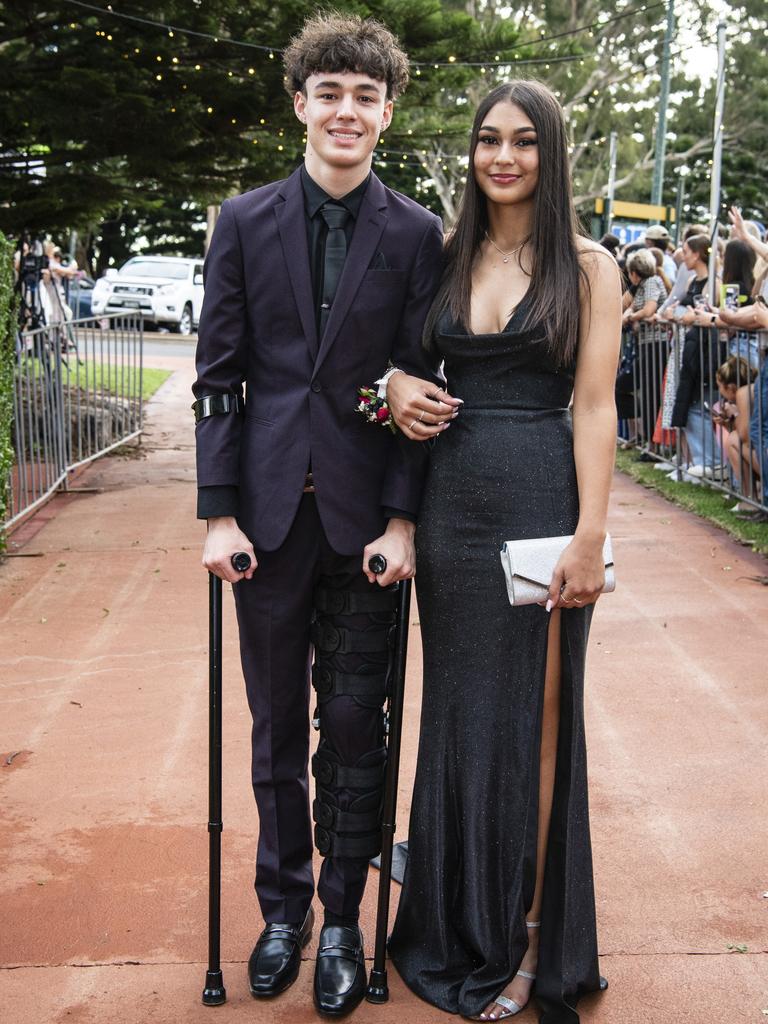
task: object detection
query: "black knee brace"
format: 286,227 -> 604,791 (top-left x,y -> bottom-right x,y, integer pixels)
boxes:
310,585 -> 398,716
309,584 -> 398,858
311,742 -> 387,859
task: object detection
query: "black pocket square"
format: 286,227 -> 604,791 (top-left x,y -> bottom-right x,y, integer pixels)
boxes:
370,251 -> 390,270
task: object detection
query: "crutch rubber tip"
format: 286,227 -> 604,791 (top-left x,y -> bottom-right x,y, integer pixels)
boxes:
231,551 -> 251,573
202,971 -> 227,1006
365,968 -> 389,1003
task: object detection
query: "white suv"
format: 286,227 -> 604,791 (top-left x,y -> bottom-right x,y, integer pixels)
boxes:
91,255 -> 204,335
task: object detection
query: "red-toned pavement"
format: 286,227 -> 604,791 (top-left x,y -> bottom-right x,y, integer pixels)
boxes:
2,352 -> 766,1024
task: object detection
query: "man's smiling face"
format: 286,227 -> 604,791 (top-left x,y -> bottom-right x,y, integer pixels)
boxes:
295,71 -> 392,173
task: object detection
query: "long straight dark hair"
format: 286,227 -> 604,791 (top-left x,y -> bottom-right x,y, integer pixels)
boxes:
722,239 -> 755,294
424,80 -> 586,367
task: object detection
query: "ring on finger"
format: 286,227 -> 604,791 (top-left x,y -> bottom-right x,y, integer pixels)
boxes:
409,419 -> 419,431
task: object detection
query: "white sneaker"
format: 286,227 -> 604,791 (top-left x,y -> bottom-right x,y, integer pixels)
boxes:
666,469 -> 701,485
653,461 -> 675,471
686,464 -> 710,478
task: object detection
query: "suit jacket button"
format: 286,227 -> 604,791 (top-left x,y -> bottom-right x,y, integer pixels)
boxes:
311,381 -> 322,393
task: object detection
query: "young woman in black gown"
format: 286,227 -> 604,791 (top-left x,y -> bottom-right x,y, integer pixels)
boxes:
385,82 -> 622,1023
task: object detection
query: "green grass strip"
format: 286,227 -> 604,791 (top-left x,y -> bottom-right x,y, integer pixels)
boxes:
615,448 -> 768,557
136,366 -> 171,401
67,361 -> 171,402
24,358 -> 170,402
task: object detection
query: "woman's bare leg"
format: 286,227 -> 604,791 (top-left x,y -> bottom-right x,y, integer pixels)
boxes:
482,610 -> 562,1019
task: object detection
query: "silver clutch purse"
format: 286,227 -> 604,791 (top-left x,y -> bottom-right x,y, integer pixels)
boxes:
499,534 -> 615,607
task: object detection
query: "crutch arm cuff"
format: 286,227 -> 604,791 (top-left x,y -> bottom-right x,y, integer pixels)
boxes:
192,393 -> 244,422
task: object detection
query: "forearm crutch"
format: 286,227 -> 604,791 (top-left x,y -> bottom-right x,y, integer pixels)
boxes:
202,552 -> 251,1006
366,573 -> 412,1003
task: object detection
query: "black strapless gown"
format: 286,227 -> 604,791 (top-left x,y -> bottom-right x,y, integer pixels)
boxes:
389,308 -> 603,1023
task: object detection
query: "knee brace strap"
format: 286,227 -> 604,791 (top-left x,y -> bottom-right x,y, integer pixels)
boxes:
313,797 -> 381,834
315,587 -> 398,616
313,824 -> 381,860
311,664 -> 388,704
311,621 -> 393,655
312,751 -> 385,790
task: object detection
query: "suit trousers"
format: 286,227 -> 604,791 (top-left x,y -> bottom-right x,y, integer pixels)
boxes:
233,494 -> 390,924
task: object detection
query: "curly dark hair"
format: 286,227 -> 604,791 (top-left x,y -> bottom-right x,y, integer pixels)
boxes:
283,11 -> 410,99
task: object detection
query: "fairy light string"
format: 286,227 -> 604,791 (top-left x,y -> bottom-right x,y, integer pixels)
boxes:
60,0 -> 674,69
56,1 -> 713,175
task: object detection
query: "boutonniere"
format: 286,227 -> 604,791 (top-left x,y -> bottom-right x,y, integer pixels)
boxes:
356,387 -> 397,433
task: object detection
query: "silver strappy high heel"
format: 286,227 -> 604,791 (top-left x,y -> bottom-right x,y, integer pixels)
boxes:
468,921 -> 540,1021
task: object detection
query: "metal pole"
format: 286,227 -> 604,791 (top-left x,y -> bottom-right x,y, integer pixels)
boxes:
605,131 -> 618,235
707,21 -> 727,304
651,0 -> 675,207
674,171 -> 686,246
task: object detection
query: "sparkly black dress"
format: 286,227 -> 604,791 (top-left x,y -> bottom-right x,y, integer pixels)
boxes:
389,305 -> 603,1023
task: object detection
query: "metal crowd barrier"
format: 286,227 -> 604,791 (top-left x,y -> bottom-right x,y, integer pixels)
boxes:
618,319 -> 767,515
4,313 -> 144,534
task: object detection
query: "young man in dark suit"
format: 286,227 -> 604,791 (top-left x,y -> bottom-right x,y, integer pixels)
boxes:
192,13 -> 450,1016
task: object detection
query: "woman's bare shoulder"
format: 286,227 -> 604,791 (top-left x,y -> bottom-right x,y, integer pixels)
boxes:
576,236 -> 616,260
576,237 -> 622,290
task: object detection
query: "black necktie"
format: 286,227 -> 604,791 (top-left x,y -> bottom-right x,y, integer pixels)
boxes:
319,203 -> 350,334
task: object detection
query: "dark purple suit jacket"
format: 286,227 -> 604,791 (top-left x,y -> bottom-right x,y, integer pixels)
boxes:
193,167 -> 443,555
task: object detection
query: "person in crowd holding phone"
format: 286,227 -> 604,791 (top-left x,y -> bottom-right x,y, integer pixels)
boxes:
729,206 -> 768,292
621,248 -> 669,449
718,287 -> 768,499
40,241 -> 79,323
657,223 -> 706,316
689,238 -> 758,370
667,234 -> 722,477
382,80 -> 621,1023
712,356 -> 760,509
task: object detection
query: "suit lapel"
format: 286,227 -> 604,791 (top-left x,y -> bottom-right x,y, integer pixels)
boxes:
274,168 -> 319,360
313,174 -> 388,377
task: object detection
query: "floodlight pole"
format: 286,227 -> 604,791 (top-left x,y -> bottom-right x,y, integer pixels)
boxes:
651,0 -> 676,209
707,22 -> 727,304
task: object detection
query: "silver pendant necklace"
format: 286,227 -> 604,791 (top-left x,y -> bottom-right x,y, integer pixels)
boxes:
485,231 -> 528,264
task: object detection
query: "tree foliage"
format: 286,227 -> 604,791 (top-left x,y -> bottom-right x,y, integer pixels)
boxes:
0,0 -> 764,262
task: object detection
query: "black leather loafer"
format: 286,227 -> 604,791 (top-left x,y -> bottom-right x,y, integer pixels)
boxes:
247,906 -> 314,998
313,924 -> 366,1017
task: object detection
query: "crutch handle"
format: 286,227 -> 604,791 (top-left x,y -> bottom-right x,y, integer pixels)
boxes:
231,551 -> 251,573
368,553 -> 387,576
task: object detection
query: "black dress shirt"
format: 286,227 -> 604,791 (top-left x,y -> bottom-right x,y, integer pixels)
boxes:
302,165 -> 369,330
197,167 -> 414,525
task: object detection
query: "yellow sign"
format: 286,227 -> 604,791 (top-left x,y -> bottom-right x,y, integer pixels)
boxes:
595,198 -> 675,222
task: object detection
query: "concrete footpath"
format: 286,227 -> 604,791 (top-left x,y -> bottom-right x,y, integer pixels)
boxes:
2,351 -> 767,1024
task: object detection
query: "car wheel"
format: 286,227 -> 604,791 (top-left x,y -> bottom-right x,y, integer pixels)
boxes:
173,303 -> 193,336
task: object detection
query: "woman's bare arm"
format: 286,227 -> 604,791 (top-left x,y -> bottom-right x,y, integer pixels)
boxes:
547,244 -> 622,609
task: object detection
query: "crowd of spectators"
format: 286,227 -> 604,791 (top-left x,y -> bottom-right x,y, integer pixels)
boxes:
606,209 -> 768,517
